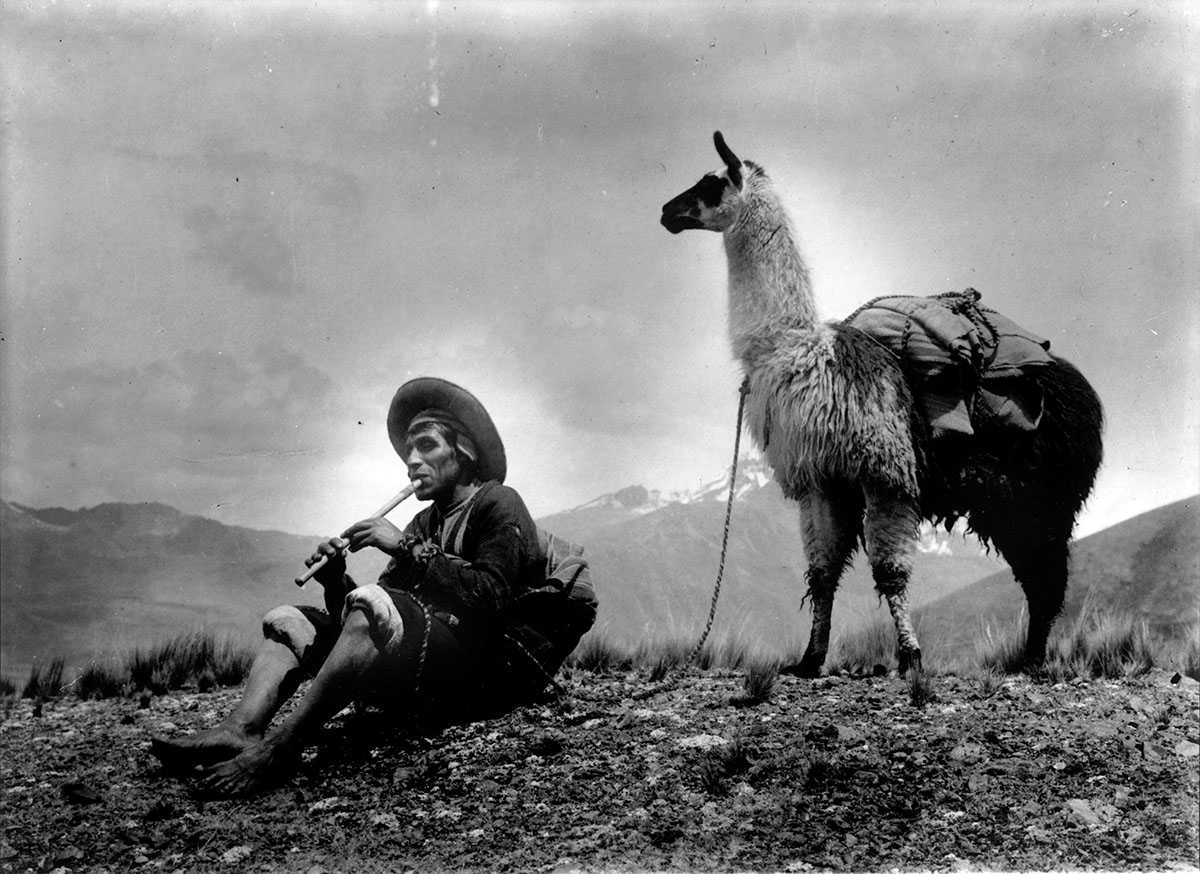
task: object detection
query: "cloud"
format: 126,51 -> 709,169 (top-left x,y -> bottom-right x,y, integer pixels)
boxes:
2,1 -> 1195,540
0,345 -> 352,516
183,204 -> 301,299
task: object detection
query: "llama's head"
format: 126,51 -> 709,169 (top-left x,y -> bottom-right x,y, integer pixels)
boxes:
660,131 -> 754,234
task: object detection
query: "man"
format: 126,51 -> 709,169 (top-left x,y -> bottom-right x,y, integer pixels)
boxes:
151,377 -> 553,797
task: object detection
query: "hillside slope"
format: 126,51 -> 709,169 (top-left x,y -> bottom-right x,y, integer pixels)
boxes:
0,458 -> 1006,677
7,480 -> 1191,680
914,496 -> 1200,653
0,501 -> 358,678
546,461 -> 1005,657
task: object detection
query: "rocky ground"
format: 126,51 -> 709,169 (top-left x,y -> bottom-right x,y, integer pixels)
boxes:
1,668 -> 1198,873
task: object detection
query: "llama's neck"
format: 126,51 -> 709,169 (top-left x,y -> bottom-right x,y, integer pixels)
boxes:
723,179 -> 820,367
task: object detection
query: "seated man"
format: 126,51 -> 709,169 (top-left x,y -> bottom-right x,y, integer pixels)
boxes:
151,377 -> 567,796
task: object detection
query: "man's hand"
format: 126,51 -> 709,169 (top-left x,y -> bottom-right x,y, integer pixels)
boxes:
340,517 -> 405,556
304,537 -> 349,588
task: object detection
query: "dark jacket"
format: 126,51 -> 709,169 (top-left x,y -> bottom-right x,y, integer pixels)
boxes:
379,481 -> 545,629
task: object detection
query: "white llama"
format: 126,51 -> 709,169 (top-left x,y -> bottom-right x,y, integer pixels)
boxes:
661,132 -> 1103,675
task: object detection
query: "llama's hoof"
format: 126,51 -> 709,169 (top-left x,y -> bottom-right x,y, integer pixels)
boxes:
780,656 -> 824,679
898,649 -> 923,677
1020,659 -> 1050,681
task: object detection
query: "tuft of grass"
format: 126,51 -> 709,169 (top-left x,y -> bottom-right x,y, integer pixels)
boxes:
1180,623 -> 1200,682
697,736 -> 753,795
73,660 -> 128,700
563,634 -> 636,673
802,750 -> 835,792
974,666 -> 1005,699
565,632 -> 757,677
825,617 -> 896,676
22,657 -> 65,700
127,631 -> 252,694
976,605 -> 1181,680
730,658 -> 779,708
974,623 -> 1028,675
907,667 -> 937,708
0,675 -> 15,697
645,647 -> 686,683
1047,609 -> 1161,679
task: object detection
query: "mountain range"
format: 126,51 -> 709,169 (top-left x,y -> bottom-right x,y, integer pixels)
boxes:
2,457 -> 1196,678
537,455 -> 1009,657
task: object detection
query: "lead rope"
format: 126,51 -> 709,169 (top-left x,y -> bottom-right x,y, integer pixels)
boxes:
627,379 -> 751,702
688,377 -> 751,663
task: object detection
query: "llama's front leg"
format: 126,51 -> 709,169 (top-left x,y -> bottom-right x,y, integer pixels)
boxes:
864,489 -> 922,675
791,489 -> 860,678
881,585 -> 921,676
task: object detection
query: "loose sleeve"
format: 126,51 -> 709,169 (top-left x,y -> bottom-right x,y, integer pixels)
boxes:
323,572 -> 358,617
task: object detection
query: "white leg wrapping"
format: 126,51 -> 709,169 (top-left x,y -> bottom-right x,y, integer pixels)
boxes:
262,605 -> 318,659
341,583 -> 407,658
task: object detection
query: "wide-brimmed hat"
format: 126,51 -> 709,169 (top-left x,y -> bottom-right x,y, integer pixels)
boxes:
387,377 -> 507,484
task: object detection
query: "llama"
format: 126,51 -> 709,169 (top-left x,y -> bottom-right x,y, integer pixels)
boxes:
660,132 -> 1103,675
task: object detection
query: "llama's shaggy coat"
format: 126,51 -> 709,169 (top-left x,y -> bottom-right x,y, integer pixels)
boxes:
661,132 -> 1103,674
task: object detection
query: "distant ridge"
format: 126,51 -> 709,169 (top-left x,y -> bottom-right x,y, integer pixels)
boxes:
0,500 -> 342,679
538,455 -> 1006,657
3,481 -> 1192,679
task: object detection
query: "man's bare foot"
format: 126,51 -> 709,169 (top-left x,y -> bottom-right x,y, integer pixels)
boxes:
150,726 -> 255,772
196,734 -> 300,797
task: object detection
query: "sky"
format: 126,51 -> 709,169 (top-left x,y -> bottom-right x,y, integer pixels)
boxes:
2,1 -> 1197,542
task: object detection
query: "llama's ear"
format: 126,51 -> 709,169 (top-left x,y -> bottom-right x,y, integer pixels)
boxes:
713,131 -> 742,188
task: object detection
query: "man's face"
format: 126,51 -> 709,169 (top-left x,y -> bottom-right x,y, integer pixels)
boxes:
404,425 -> 465,503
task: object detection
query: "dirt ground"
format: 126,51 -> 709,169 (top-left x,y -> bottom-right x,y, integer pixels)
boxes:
1,668 -> 1198,873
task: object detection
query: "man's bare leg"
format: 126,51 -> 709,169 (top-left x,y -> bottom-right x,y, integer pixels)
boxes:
150,639 -> 304,770
198,610 -> 393,796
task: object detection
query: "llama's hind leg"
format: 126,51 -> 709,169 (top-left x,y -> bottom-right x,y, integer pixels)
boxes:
788,489 -> 861,678
864,488 -> 922,675
992,533 -> 1070,670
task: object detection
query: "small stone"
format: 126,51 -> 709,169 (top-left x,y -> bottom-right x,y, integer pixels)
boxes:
1065,798 -> 1102,827
528,730 -> 566,756
220,845 -> 252,864
950,743 -> 984,763
835,725 -> 863,745
677,734 -> 727,750
61,781 -> 103,805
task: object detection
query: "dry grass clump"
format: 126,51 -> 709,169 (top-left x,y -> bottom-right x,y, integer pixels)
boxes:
564,632 -> 754,678
3,632 -> 252,703
128,631 -> 251,694
697,736 -> 754,795
907,667 -> 938,708
975,605 -> 1179,680
22,657 -> 65,700
824,618 -> 898,676
730,658 -> 780,708
6,609 -> 1196,708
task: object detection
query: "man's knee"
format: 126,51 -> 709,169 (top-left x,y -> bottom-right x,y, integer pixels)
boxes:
262,605 -> 319,661
341,584 -> 407,658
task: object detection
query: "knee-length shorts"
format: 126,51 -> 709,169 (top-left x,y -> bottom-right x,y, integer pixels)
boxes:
261,583 -> 499,725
